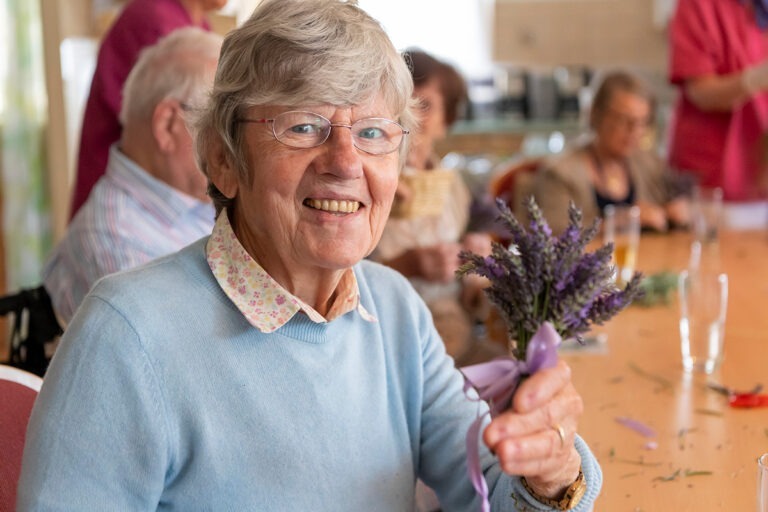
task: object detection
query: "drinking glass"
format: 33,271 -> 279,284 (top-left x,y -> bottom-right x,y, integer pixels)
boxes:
603,205 -> 640,284
759,453 -> 768,512
678,271 -> 728,374
692,186 -> 723,243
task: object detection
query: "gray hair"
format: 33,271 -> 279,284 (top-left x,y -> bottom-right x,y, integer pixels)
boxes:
120,27 -> 223,125
195,0 -> 416,215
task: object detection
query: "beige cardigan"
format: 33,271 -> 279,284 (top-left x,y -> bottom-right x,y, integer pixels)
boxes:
531,144 -> 678,234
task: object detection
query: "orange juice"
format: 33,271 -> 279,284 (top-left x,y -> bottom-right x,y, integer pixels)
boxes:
613,242 -> 637,283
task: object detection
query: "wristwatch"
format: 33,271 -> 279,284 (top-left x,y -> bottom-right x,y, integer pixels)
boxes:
520,467 -> 586,511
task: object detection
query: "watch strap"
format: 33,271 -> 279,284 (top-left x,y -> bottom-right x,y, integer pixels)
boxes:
519,467 -> 586,511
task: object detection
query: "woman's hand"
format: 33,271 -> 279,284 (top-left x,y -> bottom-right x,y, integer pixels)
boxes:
461,232 -> 493,257
414,243 -> 462,282
665,197 -> 691,228
483,361 -> 583,499
637,201 -> 668,232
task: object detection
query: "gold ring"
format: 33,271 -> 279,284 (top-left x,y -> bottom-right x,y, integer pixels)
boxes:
551,423 -> 566,448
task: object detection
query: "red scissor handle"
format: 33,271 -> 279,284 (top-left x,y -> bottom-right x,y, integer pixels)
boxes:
729,393 -> 768,408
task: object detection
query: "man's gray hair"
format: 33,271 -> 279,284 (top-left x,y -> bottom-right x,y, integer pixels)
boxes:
120,27 -> 223,125
194,0 -> 416,215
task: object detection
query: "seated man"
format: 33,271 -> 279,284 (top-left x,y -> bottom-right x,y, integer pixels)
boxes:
43,27 -> 222,324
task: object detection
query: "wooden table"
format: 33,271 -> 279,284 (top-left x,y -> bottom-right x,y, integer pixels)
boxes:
563,229 -> 768,511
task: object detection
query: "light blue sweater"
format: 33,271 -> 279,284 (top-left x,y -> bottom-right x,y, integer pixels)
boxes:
18,239 -> 601,511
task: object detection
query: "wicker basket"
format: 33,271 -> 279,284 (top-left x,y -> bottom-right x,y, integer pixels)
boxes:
390,169 -> 456,219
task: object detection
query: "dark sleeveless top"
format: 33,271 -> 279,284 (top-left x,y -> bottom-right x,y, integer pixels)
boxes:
589,144 -> 636,214
595,183 -> 635,213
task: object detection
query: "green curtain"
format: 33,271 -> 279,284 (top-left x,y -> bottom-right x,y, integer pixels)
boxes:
1,0 -> 52,291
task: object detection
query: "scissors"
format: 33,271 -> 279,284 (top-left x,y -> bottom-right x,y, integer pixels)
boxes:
707,382 -> 768,408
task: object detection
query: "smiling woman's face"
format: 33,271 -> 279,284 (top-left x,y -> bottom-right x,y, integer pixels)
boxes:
210,95 -> 401,288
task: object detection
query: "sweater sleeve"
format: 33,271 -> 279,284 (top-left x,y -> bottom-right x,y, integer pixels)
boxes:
17,295 -> 170,511
415,311 -> 602,511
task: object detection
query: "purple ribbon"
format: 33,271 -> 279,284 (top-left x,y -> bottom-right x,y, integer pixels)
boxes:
459,322 -> 561,512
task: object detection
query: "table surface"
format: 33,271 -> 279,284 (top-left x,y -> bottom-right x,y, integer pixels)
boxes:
562,229 -> 768,511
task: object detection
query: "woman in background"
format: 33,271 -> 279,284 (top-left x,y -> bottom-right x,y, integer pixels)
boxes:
668,0 -> 768,201
373,50 -> 494,363
533,70 -> 691,235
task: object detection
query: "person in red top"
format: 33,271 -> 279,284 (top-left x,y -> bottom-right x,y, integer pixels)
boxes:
70,0 -> 226,218
668,0 -> 768,201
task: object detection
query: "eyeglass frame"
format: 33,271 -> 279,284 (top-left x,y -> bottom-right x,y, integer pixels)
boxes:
235,110 -> 410,155
603,107 -> 652,132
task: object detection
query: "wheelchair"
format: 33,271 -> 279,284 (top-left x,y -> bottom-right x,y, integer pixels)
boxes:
0,286 -> 62,377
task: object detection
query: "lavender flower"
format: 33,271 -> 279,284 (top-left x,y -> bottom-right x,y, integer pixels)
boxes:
458,197 -> 644,360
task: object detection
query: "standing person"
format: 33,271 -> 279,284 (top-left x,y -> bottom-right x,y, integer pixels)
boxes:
668,0 -> 768,201
43,27 -> 221,325
533,71 -> 691,235
373,49 -> 494,362
17,1 -> 601,510
69,0 -> 227,218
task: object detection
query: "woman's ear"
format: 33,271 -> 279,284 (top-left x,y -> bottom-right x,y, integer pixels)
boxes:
207,135 -> 239,199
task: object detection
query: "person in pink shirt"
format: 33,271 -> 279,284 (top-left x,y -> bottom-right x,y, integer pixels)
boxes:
70,0 -> 226,218
668,0 -> 768,201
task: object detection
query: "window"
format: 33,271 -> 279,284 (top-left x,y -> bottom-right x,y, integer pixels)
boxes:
358,0 -> 494,81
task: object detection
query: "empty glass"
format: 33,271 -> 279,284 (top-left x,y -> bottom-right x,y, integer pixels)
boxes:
759,453 -> 768,512
678,271 -> 728,374
692,186 -> 723,243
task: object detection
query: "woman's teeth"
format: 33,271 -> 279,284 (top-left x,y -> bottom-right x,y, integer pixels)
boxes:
305,199 -> 360,213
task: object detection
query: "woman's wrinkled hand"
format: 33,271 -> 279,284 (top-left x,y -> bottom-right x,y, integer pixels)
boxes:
483,360 -> 583,499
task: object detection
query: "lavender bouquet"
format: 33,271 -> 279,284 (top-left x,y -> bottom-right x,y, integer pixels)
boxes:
457,197 -> 643,511
458,196 -> 643,359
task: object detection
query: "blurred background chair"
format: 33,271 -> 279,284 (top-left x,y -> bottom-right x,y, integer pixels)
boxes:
0,364 -> 43,510
489,157 -> 543,225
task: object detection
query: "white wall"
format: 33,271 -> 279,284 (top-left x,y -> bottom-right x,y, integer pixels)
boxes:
358,0 -> 495,81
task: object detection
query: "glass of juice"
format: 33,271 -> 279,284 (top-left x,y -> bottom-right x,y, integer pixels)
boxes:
603,205 -> 640,285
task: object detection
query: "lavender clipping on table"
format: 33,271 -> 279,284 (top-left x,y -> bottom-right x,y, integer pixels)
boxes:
458,197 -> 644,360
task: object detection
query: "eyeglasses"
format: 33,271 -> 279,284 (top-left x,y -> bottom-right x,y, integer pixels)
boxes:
605,108 -> 651,132
236,111 -> 409,155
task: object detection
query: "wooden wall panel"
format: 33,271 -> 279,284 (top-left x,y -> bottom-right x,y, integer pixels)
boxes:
493,0 -> 668,72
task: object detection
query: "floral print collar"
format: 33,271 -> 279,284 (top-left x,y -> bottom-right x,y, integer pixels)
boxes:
206,212 -> 376,333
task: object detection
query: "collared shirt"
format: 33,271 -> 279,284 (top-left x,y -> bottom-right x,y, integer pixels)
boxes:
43,145 -> 215,324
205,211 -> 376,333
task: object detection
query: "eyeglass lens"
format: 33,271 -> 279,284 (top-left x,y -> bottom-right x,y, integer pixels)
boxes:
270,111 -> 405,154
608,109 -> 649,131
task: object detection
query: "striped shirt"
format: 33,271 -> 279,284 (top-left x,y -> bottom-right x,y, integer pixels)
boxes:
43,145 -> 215,324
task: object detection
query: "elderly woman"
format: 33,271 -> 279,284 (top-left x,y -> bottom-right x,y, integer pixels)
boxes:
17,1 -> 600,510
533,70 -> 691,235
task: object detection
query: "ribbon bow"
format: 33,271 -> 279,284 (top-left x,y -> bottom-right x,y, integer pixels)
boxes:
459,322 -> 561,512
